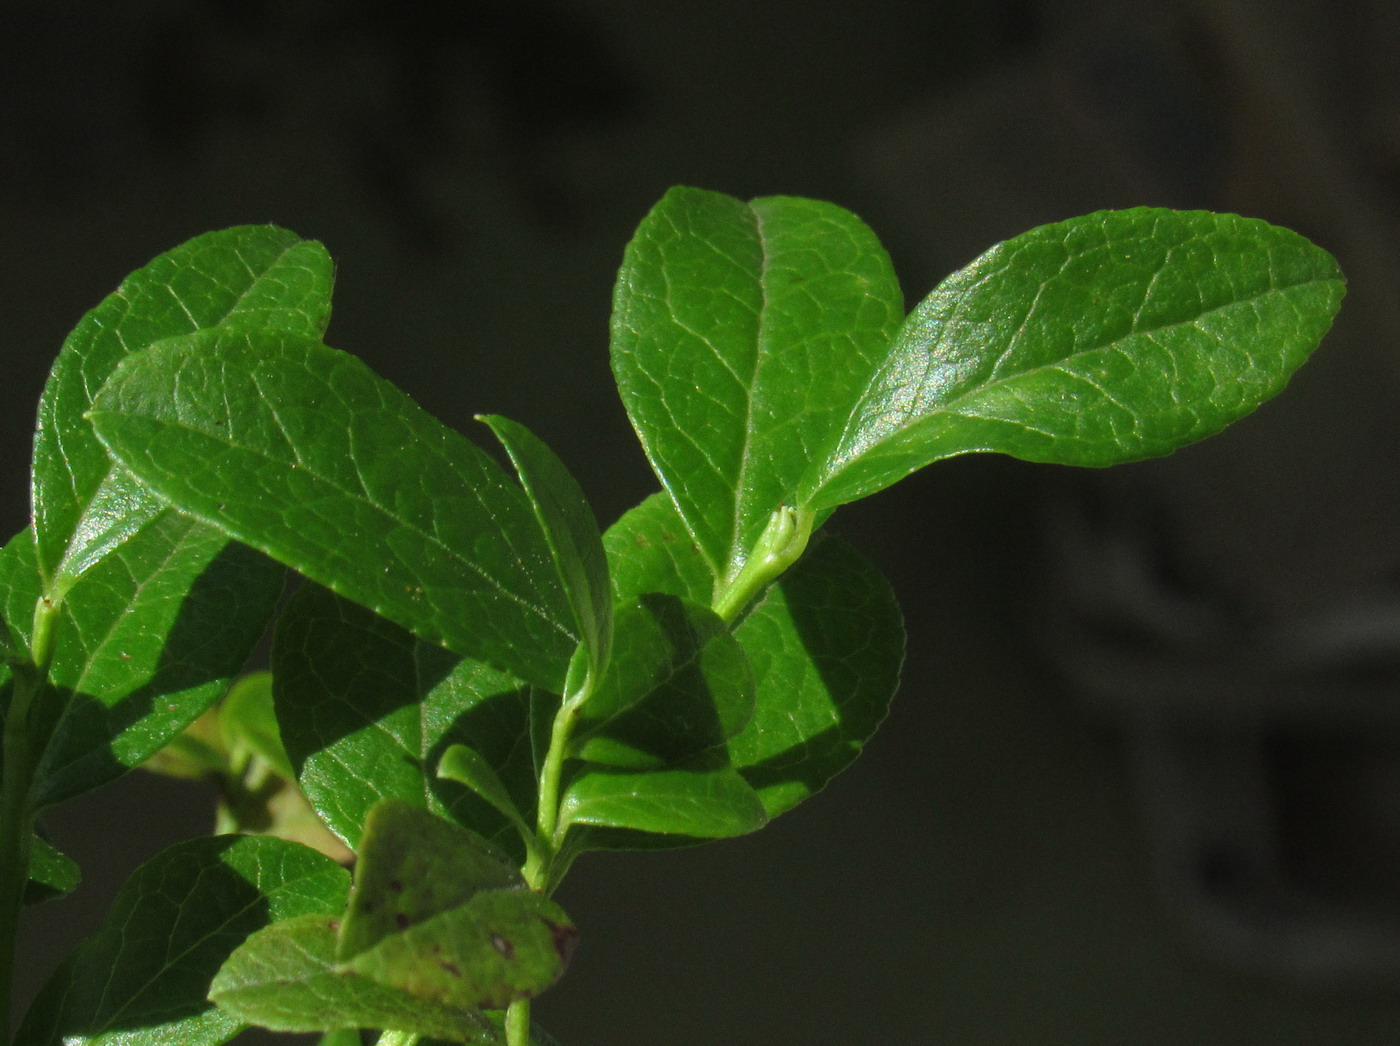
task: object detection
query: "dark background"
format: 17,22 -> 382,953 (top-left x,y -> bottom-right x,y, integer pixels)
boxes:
6,1 -> 1400,1042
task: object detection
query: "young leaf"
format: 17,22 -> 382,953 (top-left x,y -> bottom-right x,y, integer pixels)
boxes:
438,744 -> 533,839
219,670 -> 295,782
32,225 -> 332,594
480,414 -> 612,686
2,520 -> 284,808
611,186 -> 904,582
337,800 -> 521,961
208,913 -> 500,1042
573,594 -> 753,769
24,834 -> 80,905
273,582 -> 538,856
605,493 -> 903,819
16,835 -> 348,1046
558,764 -> 767,839
89,327 -> 576,691
806,208 -> 1346,508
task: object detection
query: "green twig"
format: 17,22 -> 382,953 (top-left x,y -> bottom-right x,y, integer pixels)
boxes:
0,596 -> 60,1041
374,1031 -> 420,1046
712,505 -> 813,624
504,998 -> 530,1046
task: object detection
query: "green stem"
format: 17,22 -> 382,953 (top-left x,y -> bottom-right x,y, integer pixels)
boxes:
712,505 -> 813,624
0,597 -> 60,1041
505,998 -> 530,1046
373,1031 -> 420,1046
526,682 -> 586,893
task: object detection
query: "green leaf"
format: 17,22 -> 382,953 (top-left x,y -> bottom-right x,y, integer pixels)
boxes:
437,745 -> 532,838
337,800 -> 521,961
24,833 -> 80,905
1,521 -> 284,808
346,887 -> 575,1009
480,414 -> 612,686
272,583 -> 538,856
807,207 -> 1346,508
573,594 -> 753,769
605,493 -> 903,818
611,186 -> 904,580
212,803 -> 573,1039
219,670 -> 295,781
559,764 -> 767,839
16,835 -> 348,1046
89,327 -> 575,690
207,913 -> 500,1042
33,225 -> 332,595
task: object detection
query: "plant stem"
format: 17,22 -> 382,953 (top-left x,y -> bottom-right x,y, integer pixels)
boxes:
712,505 -> 813,624
0,597 -> 60,1041
505,998 -> 530,1046
374,1031 -> 420,1046
527,671 -> 594,894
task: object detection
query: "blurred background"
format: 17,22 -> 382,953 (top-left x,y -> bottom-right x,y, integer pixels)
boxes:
5,0 -> 1400,1042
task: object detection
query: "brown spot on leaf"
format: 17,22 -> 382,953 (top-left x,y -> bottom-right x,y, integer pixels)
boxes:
439,960 -> 463,978
389,879 -> 405,893
394,912 -> 410,929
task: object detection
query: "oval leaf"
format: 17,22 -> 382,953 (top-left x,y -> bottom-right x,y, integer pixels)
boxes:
808,207 -> 1346,507
33,225 -> 333,594
611,186 -> 904,580
89,327 -> 576,690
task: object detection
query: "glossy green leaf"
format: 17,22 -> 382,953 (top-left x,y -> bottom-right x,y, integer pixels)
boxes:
89,327 -> 575,690
208,913 -> 500,1042
1,520 -> 284,808
605,493 -> 903,818
24,834 -> 80,905
807,208 -> 1346,508
273,583 -> 539,856
611,186 -> 904,580
337,800 -> 521,961
559,764 -> 767,838
437,744 -> 532,838
574,594 -> 752,769
16,835 -> 348,1046
33,225 -> 332,595
480,414 -> 612,685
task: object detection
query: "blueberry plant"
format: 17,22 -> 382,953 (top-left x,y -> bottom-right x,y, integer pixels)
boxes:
0,187 -> 1344,1045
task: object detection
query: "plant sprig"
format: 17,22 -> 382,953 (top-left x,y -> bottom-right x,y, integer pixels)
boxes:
0,187 -> 1343,1046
